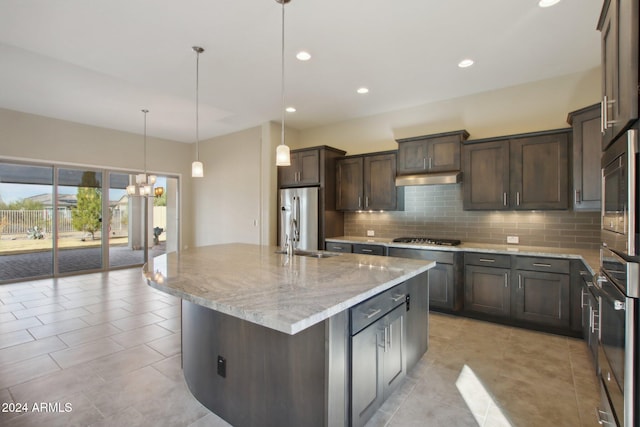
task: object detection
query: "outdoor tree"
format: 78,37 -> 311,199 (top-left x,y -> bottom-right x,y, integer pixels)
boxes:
71,171 -> 102,240
154,191 -> 166,207
71,187 -> 102,240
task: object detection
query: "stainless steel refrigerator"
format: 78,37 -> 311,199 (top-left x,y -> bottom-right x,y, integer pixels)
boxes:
279,187 -> 319,251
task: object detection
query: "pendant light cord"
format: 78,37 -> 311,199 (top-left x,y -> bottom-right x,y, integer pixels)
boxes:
142,109 -> 148,174
196,50 -> 200,161
280,0 -> 285,146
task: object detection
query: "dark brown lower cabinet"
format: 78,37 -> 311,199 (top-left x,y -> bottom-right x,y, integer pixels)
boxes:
464,265 -> 510,318
512,270 -> 570,328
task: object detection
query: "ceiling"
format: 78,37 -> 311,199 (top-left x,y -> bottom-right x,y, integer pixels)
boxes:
0,0 -> 603,143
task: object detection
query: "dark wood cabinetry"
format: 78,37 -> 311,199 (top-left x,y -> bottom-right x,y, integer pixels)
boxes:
464,254 -> 511,318
279,149 -> 321,187
353,243 -> 386,256
396,130 -> 469,175
567,104 -> 602,211
598,0 -> 639,149
462,129 -> 570,210
387,247 -> 462,312
336,152 -> 403,211
464,253 -> 573,331
512,269 -> 570,328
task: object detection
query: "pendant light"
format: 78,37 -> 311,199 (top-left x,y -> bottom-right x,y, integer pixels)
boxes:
191,46 -> 205,177
127,109 -> 157,197
275,0 -> 291,166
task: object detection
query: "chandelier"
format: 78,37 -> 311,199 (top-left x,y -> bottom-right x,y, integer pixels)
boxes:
127,109 -> 157,196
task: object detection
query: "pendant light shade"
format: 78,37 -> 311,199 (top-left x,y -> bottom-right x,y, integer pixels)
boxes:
275,0 -> 291,167
276,143 -> 290,166
192,46 -> 205,178
191,160 -> 204,178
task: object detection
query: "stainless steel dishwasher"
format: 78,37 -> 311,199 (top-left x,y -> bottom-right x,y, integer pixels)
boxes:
350,282 -> 408,427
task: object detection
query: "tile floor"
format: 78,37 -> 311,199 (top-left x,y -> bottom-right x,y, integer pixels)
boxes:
0,269 -> 600,426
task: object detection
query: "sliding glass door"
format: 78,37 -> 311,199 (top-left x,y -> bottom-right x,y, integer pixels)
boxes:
57,168 -> 103,274
0,162 -> 54,281
0,160 -> 179,283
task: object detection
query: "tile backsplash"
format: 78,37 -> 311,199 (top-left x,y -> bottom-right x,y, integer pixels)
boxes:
344,184 -> 601,249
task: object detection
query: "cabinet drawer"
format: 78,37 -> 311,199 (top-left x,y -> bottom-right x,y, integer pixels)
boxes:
465,252 -> 511,269
514,256 -> 570,274
388,247 -> 453,264
353,244 -> 386,256
350,283 -> 407,335
325,242 -> 352,253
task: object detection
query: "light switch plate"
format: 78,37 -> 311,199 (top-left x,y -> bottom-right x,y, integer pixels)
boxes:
366,230 -> 375,237
507,235 -> 519,244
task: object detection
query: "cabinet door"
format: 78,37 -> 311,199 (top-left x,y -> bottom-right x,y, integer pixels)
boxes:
397,140 -> 428,174
428,263 -> 454,310
427,135 -> 461,172
336,157 -> 363,211
513,270 -> 570,328
364,153 -> 398,210
600,0 -> 621,149
382,305 -> 406,398
298,150 -> 320,185
571,105 -> 602,211
351,322 -> 383,427
464,265 -> 510,318
462,141 -> 510,210
278,152 -> 299,187
510,133 -> 569,210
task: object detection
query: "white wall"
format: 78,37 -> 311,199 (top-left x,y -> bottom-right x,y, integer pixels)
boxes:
192,126 -> 263,247
297,68 -> 601,154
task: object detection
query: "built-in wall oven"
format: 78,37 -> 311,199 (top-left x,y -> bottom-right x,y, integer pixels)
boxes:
598,126 -> 639,426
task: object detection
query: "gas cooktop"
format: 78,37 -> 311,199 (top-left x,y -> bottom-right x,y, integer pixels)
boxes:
392,237 -> 461,246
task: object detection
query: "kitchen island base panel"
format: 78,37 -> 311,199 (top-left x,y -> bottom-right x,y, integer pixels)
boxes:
182,300 -> 349,427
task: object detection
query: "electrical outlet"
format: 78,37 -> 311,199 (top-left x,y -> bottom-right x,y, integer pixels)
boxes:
217,355 -> 226,378
507,235 -> 519,244
367,230 -> 375,237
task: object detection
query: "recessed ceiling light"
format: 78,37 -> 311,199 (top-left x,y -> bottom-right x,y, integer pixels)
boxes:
296,51 -> 311,61
357,87 -> 369,94
286,107 -> 296,113
458,59 -> 474,68
538,0 -> 561,7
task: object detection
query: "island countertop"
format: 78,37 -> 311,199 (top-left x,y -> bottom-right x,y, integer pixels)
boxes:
143,243 -> 435,335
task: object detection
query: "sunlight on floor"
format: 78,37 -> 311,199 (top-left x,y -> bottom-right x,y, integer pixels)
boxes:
455,364 -> 513,427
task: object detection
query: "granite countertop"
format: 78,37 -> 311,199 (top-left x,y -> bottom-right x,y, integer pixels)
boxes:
143,243 -> 435,335
326,236 -> 600,275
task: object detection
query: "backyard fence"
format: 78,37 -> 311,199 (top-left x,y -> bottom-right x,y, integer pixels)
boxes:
0,209 -> 128,235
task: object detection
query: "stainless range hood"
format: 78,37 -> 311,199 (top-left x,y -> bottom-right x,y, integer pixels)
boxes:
395,171 -> 462,186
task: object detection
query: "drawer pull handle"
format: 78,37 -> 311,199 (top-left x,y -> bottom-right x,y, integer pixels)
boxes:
361,249 -> 373,253
391,294 -> 406,302
532,263 -> 552,268
479,258 -> 496,263
365,308 -> 382,319
596,407 -> 613,425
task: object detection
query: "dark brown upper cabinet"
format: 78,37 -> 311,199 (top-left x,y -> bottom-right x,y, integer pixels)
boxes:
278,149 -> 321,187
462,129 -> 570,210
396,130 -> 469,175
598,0 -> 639,150
567,104 -> 602,211
336,151 -> 403,211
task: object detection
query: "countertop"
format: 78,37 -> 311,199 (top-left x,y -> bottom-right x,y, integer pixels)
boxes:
143,243 -> 435,335
326,236 -> 600,275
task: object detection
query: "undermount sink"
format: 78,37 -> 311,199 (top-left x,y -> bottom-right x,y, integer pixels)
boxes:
274,249 -> 340,259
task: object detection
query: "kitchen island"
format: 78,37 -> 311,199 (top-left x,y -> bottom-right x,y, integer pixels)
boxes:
143,243 -> 435,427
